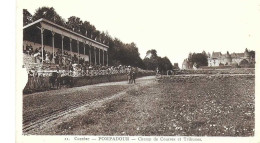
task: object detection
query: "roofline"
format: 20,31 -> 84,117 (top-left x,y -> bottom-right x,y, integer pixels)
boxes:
23,18 -> 109,48
23,18 -> 43,29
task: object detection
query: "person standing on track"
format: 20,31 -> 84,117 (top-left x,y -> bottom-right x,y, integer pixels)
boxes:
127,66 -> 133,84
132,68 -> 137,84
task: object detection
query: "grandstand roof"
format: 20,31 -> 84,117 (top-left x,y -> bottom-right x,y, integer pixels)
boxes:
23,18 -> 109,51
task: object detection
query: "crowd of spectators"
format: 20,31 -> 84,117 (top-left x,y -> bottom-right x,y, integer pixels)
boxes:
24,45 -> 139,77
24,44 -> 85,65
28,64 -> 136,78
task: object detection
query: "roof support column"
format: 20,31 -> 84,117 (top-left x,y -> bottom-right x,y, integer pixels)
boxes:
83,43 -> 86,55
77,40 -> 79,64
61,35 -> 64,57
51,31 -> 55,64
69,38 -> 72,59
83,43 -> 86,62
99,48 -> 100,65
40,27 -> 44,63
103,49 -> 105,66
107,51 -> 108,66
89,44 -> 92,65
94,47 -> 97,65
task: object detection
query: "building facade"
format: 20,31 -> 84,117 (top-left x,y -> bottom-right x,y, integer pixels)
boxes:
23,18 -> 109,66
207,49 -> 254,67
182,59 -> 193,69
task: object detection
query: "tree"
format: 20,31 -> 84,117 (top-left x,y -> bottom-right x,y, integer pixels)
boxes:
93,30 -> 100,41
143,49 -> 159,70
87,25 -> 96,39
158,56 -> 173,73
23,9 -> 32,26
143,49 -> 173,73
106,38 -> 145,68
143,57 -> 158,70
80,21 -> 90,36
32,7 -> 65,26
66,16 -> 83,33
188,52 -> 208,67
145,49 -> 158,58
99,31 -> 106,43
125,42 -> 144,67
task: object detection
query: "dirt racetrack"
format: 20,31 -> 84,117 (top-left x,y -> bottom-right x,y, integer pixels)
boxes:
23,74 -> 254,136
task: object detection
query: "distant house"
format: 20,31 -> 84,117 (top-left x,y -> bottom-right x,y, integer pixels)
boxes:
207,49 -> 255,67
173,63 -> 180,70
193,62 -> 198,70
182,59 -> 193,69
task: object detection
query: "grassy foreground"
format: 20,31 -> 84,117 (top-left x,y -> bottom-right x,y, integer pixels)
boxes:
44,75 -> 254,136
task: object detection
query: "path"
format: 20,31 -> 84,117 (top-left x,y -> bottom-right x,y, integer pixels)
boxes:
23,76 -> 155,134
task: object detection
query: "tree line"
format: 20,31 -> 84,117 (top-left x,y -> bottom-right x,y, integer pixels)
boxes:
143,49 -> 174,74
23,7 -> 173,70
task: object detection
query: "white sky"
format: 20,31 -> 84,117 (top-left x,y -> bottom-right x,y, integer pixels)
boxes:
20,0 -> 260,66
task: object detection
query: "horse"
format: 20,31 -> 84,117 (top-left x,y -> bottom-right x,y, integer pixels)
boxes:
127,70 -> 133,84
127,70 -> 137,84
49,72 -> 61,89
60,75 -> 73,88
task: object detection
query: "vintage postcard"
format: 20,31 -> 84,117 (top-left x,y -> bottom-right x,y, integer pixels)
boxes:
16,0 -> 260,142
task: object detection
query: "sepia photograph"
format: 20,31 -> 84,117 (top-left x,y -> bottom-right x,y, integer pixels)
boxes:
16,0 -> 259,142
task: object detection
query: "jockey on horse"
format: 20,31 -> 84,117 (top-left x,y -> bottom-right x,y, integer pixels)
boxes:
49,67 -> 61,89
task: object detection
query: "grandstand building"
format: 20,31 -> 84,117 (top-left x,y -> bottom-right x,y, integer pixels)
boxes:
23,18 -> 109,69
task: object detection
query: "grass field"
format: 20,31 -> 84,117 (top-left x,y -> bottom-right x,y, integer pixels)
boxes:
23,75 -> 255,136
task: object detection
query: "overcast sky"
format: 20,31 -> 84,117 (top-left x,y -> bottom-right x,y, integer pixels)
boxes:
20,0 -> 260,66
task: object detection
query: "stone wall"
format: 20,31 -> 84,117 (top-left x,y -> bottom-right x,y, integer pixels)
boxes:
72,71 -> 155,87
72,74 -> 127,87
178,68 -> 254,75
158,74 -> 255,83
23,76 -> 51,94
23,71 -> 155,94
